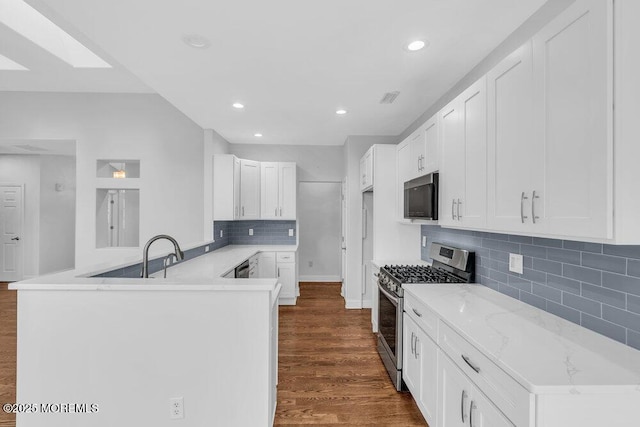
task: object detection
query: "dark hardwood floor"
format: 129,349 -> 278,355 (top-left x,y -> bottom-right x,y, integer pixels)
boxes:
0,283 -> 16,427
0,282 -> 426,426
275,282 -> 426,426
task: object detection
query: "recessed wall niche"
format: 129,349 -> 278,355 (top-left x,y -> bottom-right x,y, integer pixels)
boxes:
96,159 -> 140,179
96,189 -> 140,248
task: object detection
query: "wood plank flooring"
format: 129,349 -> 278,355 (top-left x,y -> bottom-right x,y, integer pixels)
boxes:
0,283 -> 16,427
275,282 -> 426,426
0,282 -> 426,427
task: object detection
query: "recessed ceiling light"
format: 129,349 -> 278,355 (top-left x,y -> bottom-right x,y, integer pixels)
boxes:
232,103 -> 244,109
0,53 -> 28,70
182,34 -> 211,49
406,40 -> 427,52
0,0 -> 111,68
254,133 -> 263,137
336,109 -> 347,115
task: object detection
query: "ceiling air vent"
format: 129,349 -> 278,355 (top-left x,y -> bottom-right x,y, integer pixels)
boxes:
380,91 -> 400,104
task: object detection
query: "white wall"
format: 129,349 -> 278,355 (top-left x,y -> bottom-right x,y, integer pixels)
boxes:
0,92 -> 206,270
298,182 -> 341,281
39,155 -> 76,275
203,129 -> 231,240
0,155 -> 41,278
229,144 -> 344,182
342,136 -> 397,308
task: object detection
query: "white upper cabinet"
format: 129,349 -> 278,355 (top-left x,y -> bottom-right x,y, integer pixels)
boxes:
360,147 -> 373,192
213,154 -> 241,220
408,127 -> 426,178
240,159 -> 261,220
422,116 -> 439,175
487,41 -> 537,232
487,0 -> 612,239
279,163 -> 297,219
439,77 -> 487,229
396,139 -> 412,222
261,162 -> 297,220
532,0 -> 612,239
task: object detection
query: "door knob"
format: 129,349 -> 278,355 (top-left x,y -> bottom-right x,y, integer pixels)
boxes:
11,237 -> 20,241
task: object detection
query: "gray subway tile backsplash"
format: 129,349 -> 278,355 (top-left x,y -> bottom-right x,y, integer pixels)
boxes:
421,224 -> 640,349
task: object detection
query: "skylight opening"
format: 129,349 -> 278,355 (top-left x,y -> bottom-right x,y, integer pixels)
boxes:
0,53 -> 28,70
0,0 -> 111,68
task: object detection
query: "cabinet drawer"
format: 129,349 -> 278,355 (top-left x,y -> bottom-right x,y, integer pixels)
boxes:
404,293 -> 438,342
276,252 -> 295,263
438,321 -> 533,427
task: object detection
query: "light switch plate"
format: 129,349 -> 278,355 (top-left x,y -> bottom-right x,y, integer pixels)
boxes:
422,236 -> 427,247
205,245 -> 210,252
509,253 -> 524,274
288,229 -> 294,237
220,230 -> 223,238
249,229 -> 253,236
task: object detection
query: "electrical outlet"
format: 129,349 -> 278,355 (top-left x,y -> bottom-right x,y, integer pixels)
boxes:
205,245 -> 210,252
288,229 -> 294,237
422,236 -> 427,247
169,397 -> 184,419
249,228 -> 253,236
509,253 -> 524,274
220,230 -> 223,238
308,261 -> 313,267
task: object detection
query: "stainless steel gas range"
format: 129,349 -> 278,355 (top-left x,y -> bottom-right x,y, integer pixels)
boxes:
376,242 -> 475,391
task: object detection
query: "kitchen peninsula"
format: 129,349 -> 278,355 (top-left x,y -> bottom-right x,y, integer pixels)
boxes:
8,244 -> 293,427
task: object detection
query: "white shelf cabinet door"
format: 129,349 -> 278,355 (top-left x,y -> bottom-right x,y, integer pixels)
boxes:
458,77 -> 487,229
278,162 -> 297,219
360,148 -> 374,192
422,115 -> 439,175
532,0 -> 613,239
403,314 -> 422,396
409,127 -> 425,179
438,99 -> 464,228
233,156 -> 241,219
439,351 -> 473,427
213,154 -> 240,220
486,41 -> 538,233
404,314 -> 439,427
439,353 -> 513,427
261,162 -> 279,220
259,252 -> 277,278
277,262 -> 296,299
240,159 -> 261,220
439,77 -> 487,229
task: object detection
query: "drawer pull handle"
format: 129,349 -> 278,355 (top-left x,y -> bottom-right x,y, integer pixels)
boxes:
461,354 -> 481,373
469,400 -> 476,427
412,308 -> 422,317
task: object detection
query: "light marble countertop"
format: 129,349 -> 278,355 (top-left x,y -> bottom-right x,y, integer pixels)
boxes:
9,245 -> 296,292
403,283 -> 640,394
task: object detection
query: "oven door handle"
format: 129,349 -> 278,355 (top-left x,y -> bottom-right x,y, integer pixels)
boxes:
378,282 -> 400,305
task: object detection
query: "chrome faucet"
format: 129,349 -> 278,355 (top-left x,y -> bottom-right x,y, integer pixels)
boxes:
141,234 -> 184,278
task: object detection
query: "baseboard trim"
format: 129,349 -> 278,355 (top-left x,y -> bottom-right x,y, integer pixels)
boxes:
345,299 -> 362,309
298,275 -> 342,283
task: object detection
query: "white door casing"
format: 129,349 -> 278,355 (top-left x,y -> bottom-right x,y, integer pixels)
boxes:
0,184 -> 24,281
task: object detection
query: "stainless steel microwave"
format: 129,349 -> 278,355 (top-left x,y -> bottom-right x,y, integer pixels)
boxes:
404,173 -> 438,220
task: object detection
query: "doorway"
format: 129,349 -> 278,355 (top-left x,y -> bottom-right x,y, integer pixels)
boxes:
298,182 -> 342,282
0,185 -> 24,282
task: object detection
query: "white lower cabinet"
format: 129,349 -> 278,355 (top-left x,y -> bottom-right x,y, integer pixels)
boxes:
403,313 -> 438,427
276,251 -> 297,305
439,353 -> 512,427
259,252 -> 277,278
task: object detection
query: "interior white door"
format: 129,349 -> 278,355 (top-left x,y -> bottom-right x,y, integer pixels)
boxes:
533,0 -> 613,239
0,185 -> 23,281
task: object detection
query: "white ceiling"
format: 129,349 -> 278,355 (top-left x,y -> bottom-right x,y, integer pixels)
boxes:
15,0 -> 546,145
